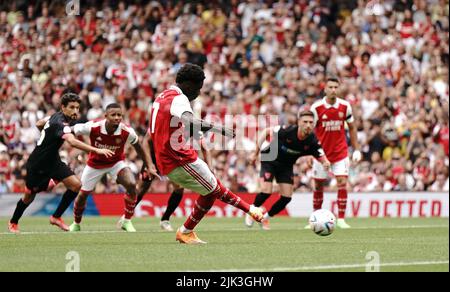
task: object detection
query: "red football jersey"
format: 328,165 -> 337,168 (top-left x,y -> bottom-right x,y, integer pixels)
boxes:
311,97 -> 354,163
74,119 -> 138,169
148,85 -> 198,175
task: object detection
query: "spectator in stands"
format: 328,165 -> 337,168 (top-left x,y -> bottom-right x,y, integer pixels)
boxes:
0,0 -> 448,193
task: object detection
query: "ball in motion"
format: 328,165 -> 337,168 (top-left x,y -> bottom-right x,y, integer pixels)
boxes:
309,209 -> 336,236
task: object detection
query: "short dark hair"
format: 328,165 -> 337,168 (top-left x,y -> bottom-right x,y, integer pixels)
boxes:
326,76 -> 340,84
176,63 -> 205,84
298,110 -> 314,119
61,92 -> 81,107
106,103 -> 122,111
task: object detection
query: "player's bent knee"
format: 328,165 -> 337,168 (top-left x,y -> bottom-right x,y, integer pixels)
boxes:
23,193 -> 36,204
124,183 -> 137,196
336,178 -> 348,189
70,181 -> 82,193
260,183 -> 273,194
173,188 -> 184,196
79,190 -> 90,197
280,196 -> 292,202
314,181 -> 325,191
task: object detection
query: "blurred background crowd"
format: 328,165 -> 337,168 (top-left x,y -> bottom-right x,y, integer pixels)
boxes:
0,0 -> 448,194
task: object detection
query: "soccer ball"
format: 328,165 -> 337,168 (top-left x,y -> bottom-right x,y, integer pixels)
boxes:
309,209 -> 336,236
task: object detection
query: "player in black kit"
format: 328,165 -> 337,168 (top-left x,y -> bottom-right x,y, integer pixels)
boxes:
8,93 -> 114,233
245,110 -> 331,230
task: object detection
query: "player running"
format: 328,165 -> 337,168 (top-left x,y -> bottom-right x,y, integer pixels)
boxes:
246,110 -> 331,230
8,93 -> 114,233
68,103 -> 155,232
308,77 -> 362,229
149,63 -> 263,244
132,129 -> 212,232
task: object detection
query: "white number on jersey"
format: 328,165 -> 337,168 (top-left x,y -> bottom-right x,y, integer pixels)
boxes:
37,120 -> 51,146
151,102 -> 160,134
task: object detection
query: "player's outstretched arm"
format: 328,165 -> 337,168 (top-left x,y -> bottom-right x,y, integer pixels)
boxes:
63,133 -> 114,158
181,112 -> 235,138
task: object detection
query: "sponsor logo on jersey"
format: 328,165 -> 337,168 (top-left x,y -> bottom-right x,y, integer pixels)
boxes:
115,138 -> 122,144
321,120 -> 343,131
93,141 -> 120,151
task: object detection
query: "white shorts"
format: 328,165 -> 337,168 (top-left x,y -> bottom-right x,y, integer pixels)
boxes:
81,161 -> 129,192
167,158 -> 218,196
313,157 -> 350,180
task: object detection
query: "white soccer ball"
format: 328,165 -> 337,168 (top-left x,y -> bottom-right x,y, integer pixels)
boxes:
309,209 -> 336,236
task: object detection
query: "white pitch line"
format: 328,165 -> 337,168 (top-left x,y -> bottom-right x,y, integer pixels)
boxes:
0,224 -> 448,236
185,260 -> 450,272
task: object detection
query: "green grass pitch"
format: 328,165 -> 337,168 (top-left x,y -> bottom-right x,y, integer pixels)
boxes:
0,217 -> 448,272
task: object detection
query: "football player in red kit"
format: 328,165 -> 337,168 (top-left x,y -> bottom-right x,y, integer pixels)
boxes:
68,103 -> 155,232
131,128 -> 212,232
149,63 -> 263,244
309,77 -> 362,228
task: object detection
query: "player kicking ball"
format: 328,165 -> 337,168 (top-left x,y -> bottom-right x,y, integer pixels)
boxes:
131,129 -> 212,232
149,63 -> 264,244
307,77 -> 362,229
8,93 -> 114,233
246,110 -> 331,230
68,103 -> 155,232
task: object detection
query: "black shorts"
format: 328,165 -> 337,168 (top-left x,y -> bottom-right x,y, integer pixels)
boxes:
26,160 -> 74,193
260,161 -> 294,185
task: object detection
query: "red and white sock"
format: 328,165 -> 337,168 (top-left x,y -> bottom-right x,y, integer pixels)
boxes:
337,189 -> 348,219
123,195 -> 137,220
183,192 -> 218,231
216,180 -> 250,213
73,193 -> 88,224
313,191 -> 324,211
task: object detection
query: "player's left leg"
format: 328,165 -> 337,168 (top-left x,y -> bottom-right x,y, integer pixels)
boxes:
51,162 -> 81,232
261,184 -> 294,230
9,166 -> 50,232
167,161 -> 219,244
215,178 -> 263,221
245,161 -> 275,228
9,189 -> 38,233
335,176 -> 351,228
333,157 -> 351,228
261,165 -> 295,230
168,158 -> 263,244
70,165 -> 107,232
116,165 -> 138,232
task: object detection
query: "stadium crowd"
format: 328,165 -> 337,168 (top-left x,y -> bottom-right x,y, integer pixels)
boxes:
0,0 -> 448,194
